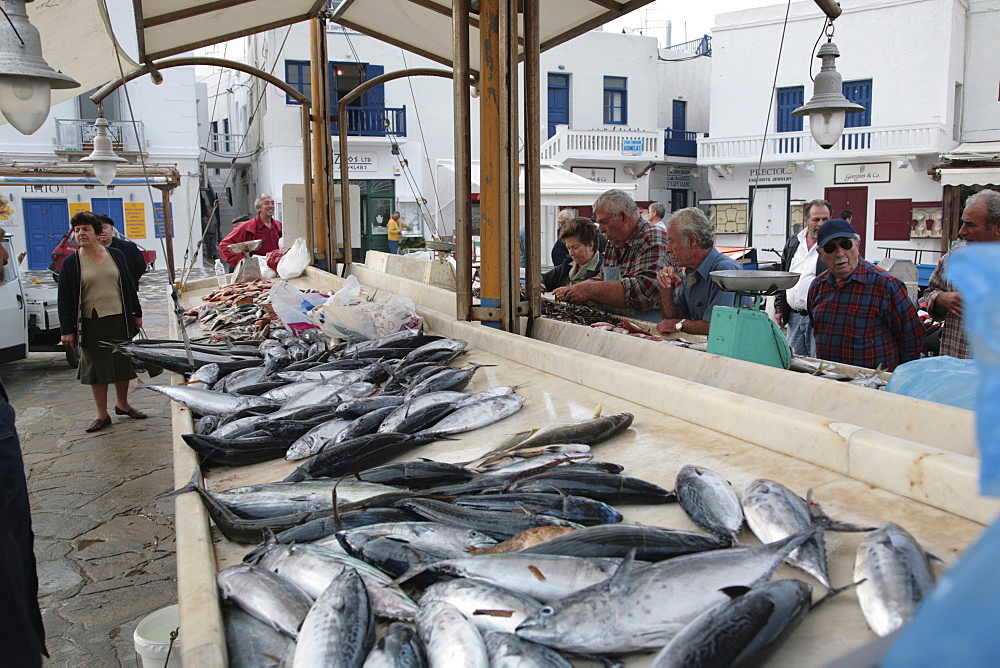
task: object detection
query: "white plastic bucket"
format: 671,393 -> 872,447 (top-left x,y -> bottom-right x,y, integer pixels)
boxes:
133,604 -> 182,668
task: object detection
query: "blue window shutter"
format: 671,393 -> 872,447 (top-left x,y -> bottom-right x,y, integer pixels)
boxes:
843,79 -> 872,128
284,60 -> 310,105
365,65 -> 385,108
776,87 -> 804,132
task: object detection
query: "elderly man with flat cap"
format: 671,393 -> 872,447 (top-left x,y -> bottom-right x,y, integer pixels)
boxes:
808,218 -> 924,370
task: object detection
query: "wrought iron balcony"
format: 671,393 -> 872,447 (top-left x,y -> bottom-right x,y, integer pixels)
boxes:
333,106 -> 406,137
663,35 -> 712,57
665,128 -> 701,158
54,118 -> 145,153
698,122 -> 953,164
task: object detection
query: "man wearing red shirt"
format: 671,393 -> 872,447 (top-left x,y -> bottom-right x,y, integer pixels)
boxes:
219,194 -> 282,267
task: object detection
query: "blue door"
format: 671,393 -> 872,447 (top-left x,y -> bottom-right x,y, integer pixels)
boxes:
776,86 -> 804,154
24,199 -> 70,270
672,100 -> 687,133
547,73 -> 569,138
92,198 -> 124,234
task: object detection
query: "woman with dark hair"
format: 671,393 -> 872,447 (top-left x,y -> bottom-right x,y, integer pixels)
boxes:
57,211 -> 144,433
541,217 -> 604,292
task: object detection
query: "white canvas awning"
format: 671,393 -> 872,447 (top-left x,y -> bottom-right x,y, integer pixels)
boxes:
939,167 -> 1000,187
942,141 -> 1000,161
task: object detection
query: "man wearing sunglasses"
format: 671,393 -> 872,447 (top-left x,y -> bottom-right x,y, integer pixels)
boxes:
808,218 -> 924,370
774,199 -> 832,356
923,189 -> 1000,359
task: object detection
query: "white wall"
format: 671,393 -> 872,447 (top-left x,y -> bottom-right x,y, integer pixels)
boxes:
961,0 -> 1000,140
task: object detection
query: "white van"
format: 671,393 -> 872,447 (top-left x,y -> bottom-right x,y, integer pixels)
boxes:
0,235 -> 76,366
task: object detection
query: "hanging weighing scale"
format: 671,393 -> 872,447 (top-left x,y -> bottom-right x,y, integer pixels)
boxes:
706,270 -> 800,369
230,239 -> 263,284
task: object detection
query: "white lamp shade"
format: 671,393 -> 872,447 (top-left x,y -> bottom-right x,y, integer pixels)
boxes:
0,74 -> 51,135
91,160 -> 118,187
808,109 -> 846,149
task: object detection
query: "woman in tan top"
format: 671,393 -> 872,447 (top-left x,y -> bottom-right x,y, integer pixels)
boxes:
57,212 -> 144,433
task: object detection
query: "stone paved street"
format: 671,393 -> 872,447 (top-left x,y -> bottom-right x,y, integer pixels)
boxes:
2,264 -> 211,666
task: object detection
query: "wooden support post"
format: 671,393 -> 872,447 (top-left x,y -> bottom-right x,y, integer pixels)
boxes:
523,0 -> 541,320
310,18 -> 331,269
453,0 -> 472,321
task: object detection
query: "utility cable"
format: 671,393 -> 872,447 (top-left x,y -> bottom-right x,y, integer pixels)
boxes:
746,0 -> 793,250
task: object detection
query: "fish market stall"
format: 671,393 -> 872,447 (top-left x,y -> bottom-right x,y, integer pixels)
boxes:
165,268 -> 995,667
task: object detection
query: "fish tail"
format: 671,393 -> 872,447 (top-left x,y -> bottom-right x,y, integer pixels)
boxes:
814,578 -> 866,607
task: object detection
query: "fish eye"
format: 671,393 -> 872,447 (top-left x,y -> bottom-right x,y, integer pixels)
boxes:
539,606 -> 554,617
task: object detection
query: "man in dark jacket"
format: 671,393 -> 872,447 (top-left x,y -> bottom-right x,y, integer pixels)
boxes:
774,199 -> 830,356
97,215 -> 147,290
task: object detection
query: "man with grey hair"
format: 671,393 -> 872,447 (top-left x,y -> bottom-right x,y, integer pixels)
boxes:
552,189 -> 669,321
655,207 -> 743,336
774,198 -> 831,356
646,202 -> 667,230
219,193 -> 282,267
924,188 -> 1000,358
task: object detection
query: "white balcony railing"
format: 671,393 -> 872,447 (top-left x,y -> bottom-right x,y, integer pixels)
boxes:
697,123 -> 953,164
54,118 -> 146,153
541,126 -> 662,163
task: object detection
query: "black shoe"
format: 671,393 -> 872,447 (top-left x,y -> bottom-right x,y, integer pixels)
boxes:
115,407 -> 148,419
85,416 -> 113,432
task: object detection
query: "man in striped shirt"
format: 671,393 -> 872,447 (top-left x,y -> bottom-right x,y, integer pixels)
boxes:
923,189 -> 1000,359
808,219 -> 924,370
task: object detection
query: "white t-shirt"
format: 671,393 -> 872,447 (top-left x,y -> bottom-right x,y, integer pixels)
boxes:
785,229 -> 819,312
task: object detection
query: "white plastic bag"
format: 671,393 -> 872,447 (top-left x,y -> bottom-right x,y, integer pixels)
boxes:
277,237 -> 311,279
310,276 -> 420,341
268,280 -> 324,334
258,255 -> 278,279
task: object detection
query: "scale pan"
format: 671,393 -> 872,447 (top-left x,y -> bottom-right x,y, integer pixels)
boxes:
710,270 -> 800,295
229,239 -> 263,254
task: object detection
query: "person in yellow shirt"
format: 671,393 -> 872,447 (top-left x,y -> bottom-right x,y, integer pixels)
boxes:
386,211 -> 410,254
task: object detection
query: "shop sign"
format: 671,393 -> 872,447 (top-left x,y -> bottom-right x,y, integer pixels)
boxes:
334,152 -> 378,172
621,139 -> 643,156
835,162 -> 891,184
124,202 -> 146,239
666,167 -> 692,188
23,185 -> 65,194
571,167 -> 616,183
153,203 -> 172,239
749,166 -> 793,184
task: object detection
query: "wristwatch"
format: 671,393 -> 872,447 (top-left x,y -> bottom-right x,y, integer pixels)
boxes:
675,319 -> 686,332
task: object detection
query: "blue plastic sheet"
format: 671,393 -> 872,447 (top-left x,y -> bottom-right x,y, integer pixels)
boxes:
885,357 -> 978,411
947,243 -> 1000,496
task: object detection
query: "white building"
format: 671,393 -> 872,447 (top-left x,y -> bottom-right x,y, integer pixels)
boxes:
0,73 -> 201,275
697,0 -> 989,266
198,24 -> 712,262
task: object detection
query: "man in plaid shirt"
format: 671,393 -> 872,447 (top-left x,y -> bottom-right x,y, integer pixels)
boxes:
923,189 -> 1000,359
808,219 -> 924,370
552,189 -> 669,322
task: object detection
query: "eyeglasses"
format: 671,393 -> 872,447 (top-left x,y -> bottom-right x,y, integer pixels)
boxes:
823,238 -> 854,254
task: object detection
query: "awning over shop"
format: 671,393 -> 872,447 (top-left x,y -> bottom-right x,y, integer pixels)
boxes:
942,141 -> 1000,161
939,167 -> 1000,187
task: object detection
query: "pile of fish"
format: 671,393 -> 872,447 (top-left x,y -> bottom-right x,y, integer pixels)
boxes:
138,326 -> 939,664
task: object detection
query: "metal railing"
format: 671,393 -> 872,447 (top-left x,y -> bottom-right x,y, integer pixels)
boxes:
54,118 -> 145,152
665,128 -> 701,157
698,122 -> 952,163
332,106 -> 406,137
541,127 -> 662,162
206,132 -> 247,155
664,35 -> 711,57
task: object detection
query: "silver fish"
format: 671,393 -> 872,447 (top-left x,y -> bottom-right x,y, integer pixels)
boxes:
378,392 -> 468,433
742,479 -> 831,588
285,418 -> 351,461
650,579 -> 814,668
218,366 -> 268,392
479,448 -> 593,476
257,543 -> 418,621
140,384 -> 276,416
456,385 -> 519,405
854,521 -> 936,637
338,522 -> 497,557
186,363 -> 221,390
400,553 -> 620,603
274,369 -> 366,384
419,394 -> 526,436
224,604 -> 297,668
483,631 -> 572,668
514,528 -> 819,653
419,579 -> 541,635
216,479 -> 404,518
261,380 -> 321,403
675,465 -> 744,542
279,383 -> 348,411
293,566 -> 374,667
416,601 -> 489,668
362,622 -> 426,668
217,563 -> 312,639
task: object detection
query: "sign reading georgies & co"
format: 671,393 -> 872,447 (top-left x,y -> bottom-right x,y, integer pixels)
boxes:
835,162 -> 891,184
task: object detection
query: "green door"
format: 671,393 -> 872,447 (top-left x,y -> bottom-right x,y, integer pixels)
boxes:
364,179 -> 395,254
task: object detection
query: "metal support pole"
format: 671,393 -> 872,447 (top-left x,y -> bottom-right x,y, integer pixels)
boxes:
453,0 -> 473,321
523,0 -> 541,320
